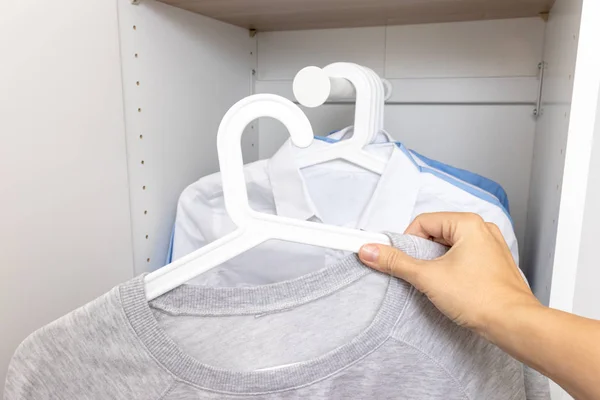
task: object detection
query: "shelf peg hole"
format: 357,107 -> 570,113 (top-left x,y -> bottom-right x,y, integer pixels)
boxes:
136,81 -> 140,86
147,258 -> 150,262
139,134 -> 143,139
141,160 -> 144,165
133,25 -> 137,30
145,234 -> 149,239
142,185 -> 146,190
144,210 -> 147,215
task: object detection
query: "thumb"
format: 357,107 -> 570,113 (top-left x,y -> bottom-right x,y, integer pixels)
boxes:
359,244 -> 424,286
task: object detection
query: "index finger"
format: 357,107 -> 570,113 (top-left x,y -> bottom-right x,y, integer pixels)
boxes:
404,212 -> 480,246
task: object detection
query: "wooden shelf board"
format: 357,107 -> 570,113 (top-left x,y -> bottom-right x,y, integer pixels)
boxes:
157,0 -> 556,31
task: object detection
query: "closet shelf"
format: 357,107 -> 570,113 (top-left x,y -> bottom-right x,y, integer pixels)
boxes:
156,0 -> 555,31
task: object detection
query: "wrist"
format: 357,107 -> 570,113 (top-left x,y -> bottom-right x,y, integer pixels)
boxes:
476,295 -> 544,344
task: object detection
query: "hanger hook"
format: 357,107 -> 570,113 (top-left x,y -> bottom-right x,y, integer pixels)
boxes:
321,62 -> 383,146
362,66 -> 385,139
216,94 -> 314,227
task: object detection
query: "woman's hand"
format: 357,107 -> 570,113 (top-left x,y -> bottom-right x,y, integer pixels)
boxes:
360,212 -> 600,400
359,212 -> 540,336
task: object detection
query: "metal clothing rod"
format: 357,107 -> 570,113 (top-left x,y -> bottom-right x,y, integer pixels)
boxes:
290,100 -> 536,106
293,66 -> 392,108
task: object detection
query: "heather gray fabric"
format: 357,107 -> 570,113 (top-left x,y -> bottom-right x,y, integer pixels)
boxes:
5,233 -> 549,399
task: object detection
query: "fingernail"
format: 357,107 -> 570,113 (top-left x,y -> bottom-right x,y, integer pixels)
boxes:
360,244 -> 380,263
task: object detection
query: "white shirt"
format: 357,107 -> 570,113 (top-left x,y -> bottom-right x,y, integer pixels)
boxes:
172,134 -> 518,287
318,128 -> 510,213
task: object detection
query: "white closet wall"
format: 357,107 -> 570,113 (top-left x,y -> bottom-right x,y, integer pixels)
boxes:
527,2 -> 592,396
573,87 -> 600,321
116,0 -> 257,274
552,0 -> 600,316
0,0 -> 256,389
256,18 -> 545,276
573,89 -> 600,320
0,0 -> 133,393
548,0 -> 600,334
525,0 -> 583,308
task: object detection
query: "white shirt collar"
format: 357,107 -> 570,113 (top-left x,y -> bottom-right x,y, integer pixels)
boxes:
266,137 -> 421,233
328,126 -> 395,144
358,145 -> 421,232
267,139 -> 322,221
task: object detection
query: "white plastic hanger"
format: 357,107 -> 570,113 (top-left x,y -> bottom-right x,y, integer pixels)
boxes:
363,65 -> 385,143
144,94 -> 391,300
292,62 -> 388,174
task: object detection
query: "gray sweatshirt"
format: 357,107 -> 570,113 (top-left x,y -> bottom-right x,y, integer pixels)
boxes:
4,233 -> 549,399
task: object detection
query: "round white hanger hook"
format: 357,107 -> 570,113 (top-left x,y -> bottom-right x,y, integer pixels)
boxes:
216,94 -> 314,227
293,63 -> 383,146
293,64 -> 391,107
322,62 -> 378,148
293,66 -> 333,108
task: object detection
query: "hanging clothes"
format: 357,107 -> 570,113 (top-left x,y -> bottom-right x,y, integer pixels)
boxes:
166,129 -> 511,266
169,134 -> 517,287
4,234 -> 549,399
319,127 -> 511,213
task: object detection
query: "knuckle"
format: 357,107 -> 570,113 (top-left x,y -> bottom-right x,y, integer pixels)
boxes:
383,249 -> 402,275
485,222 -> 505,242
463,213 -> 485,230
465,212 -> 484,224
485,222 -> 501,233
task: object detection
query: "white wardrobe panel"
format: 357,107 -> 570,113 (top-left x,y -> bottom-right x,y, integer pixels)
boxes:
525,0 -> 583,309
257,19 -> 545,81
117,0 -> 256,273
385,78 -> 539,104
385,18 -> 546,78
530,0 -> 600,311
573,86 -> 600,321
0,0 -> 133,392
550,0 -> 600,314
257,27 -> 386,80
